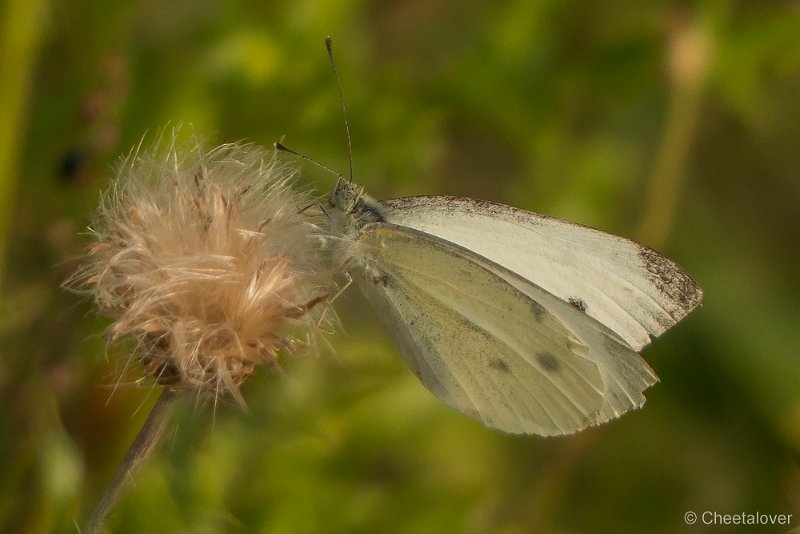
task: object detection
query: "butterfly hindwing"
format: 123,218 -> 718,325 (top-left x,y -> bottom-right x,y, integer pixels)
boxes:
352,223 -> 623,435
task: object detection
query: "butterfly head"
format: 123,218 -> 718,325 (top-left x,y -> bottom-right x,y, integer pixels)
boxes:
329,177 -> 362,212
328,179 -> 386,234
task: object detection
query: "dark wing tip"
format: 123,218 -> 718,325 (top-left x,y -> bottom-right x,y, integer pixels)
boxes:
638,246 -> 703,320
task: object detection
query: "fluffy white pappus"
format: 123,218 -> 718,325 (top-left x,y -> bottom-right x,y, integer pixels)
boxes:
69,133 -> 337,404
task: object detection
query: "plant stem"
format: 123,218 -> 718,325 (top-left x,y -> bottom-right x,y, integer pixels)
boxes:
0,0 -> 47,282
85,388 -> 178,533
637,18 -> 712,249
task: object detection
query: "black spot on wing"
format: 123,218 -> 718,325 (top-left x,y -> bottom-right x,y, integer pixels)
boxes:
372,274 -> 390,287
568,297 -> 587,312
488,358 -> 511,373
530,301 -> 545,322
536,351 -> 560,373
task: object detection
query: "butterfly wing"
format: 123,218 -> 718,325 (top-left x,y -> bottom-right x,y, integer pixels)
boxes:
350,223 -> 656,436
381,197 -> 703,352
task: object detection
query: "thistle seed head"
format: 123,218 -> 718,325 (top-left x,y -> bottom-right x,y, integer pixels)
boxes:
69,132 -> 335,403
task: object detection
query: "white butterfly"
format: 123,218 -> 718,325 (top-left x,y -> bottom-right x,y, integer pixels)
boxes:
327,179 -> 702,436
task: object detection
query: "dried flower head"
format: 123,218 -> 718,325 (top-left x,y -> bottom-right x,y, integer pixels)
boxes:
68,132 -> 335,403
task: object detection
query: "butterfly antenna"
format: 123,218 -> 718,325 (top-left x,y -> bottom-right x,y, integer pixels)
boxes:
273,142 -> 343,179
325,36 -> 354,183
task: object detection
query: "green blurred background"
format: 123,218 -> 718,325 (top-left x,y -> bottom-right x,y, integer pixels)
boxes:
1,0 -> 799,532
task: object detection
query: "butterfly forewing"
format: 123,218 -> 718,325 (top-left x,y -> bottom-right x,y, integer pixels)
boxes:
381,197 -> 703,352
